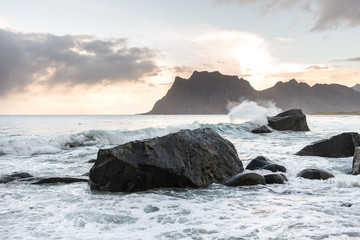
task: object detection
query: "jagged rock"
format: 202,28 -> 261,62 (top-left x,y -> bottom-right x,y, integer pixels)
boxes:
246,156 -> 286,172
89,128 -> 244,192
296,132 -> 360,158
32,176 -> 89,184
251,126 -> 272,134
0,172 -> 33,183
267,109 -> 310,131
262,173 -> 287,184
223,172 -> 266,186
352,147 -> 360,175
296,168 -> 334,180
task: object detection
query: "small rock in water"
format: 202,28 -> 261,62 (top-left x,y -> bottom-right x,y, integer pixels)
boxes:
251,126 -> 271,134
0,172 -> 34,183
262,163 -> 287,173
246,156 -> 286,172
32,176 -> 89,184
262,173 -> 287,184
87,159 -> 97,163
144,205 -> 160,213
223,172 -> 266,186
296,168 -> 334,180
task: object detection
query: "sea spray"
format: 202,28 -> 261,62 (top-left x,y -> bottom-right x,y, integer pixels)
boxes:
228,100 -> 281,125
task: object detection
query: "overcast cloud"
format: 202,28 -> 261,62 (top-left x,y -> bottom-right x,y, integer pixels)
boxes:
214,0 -> 360,31
0,29 -> 158,96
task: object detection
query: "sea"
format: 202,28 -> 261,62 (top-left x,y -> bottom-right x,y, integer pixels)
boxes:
0,111 -> 360,239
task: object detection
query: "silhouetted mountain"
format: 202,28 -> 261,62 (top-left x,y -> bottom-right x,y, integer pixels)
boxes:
260,80 -> 360,113
353,83 -> 360,92
146,71 -> 360,114
147,71 -> 258,114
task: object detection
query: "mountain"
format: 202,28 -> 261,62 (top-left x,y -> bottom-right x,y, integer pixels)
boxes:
147,71 -> 258,114
353,83 -> 360,92
146,71 -> 360,114
260,80 -> 360,113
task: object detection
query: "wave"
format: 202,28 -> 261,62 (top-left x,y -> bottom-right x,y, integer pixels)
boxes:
0,121 -> 257,156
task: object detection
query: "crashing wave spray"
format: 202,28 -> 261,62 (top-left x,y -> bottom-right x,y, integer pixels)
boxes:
228,100 -> 281,125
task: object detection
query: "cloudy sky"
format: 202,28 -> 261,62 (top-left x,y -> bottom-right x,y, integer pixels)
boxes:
0,0 -> 359,114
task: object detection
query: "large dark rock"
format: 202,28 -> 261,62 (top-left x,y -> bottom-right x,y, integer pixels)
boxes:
262,173 -> 287,184
296,132 -> 360,158
352,147 -> 360,175
0,172 -> 33,183
268,109 -> 310,131
89,128 -> 244,192
296,168 -> 334,180
251,126 -> 272,134
246,156 -> 286,172
223,172 -> 266,186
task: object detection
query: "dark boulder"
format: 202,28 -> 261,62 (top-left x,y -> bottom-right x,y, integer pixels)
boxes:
251,126 -> 272,134
352,147 -> 360,175
296,168 -> 334,180
263,163 -> 287,173
268,109 -> 310,131
246,156 -> 286,172
262,173 -> 287,184
223,172 -> 266,186
0,172 -> 33,183
296,132 -> 360,158
89,128 -> 244,192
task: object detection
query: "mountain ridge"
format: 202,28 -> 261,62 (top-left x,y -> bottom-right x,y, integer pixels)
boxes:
146,71 -> 360,114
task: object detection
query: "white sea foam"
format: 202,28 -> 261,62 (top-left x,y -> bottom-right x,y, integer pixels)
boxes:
1,115 -> 360,240
228,100 -> 281,125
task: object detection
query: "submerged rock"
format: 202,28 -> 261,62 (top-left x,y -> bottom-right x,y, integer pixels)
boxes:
246,156 -> 286,172
296,132 -> 360,158
31,176 -> 89,184
223,172 -> 266,186
251,126 -> 272,134
89,128 -> 244,192
0,172 -> 33,183
268,109 -> 310,131
352,147 -> 360,175
296,168 -> 334,180
262,173 -> 287,184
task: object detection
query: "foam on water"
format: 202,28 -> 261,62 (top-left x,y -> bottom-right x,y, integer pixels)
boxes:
0,115 -> 360,239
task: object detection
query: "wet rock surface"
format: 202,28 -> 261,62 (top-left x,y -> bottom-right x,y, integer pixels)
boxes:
223,172 -> 266,186
296,132 -> 360,158
246,156 -> 286,172
268,109 -> 310,131
296,168 -> 334,180
89,128 -> 244,192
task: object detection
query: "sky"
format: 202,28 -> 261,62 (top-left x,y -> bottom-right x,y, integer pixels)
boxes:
0,0 -> 359,114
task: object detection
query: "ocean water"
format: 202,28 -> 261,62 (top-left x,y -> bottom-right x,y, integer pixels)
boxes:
0,114 -> 360,240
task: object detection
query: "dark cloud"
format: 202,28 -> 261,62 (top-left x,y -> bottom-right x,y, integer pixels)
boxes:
331,56 -> 360,62
0,29 -> 158,96
213,0 -> 360,31
346,57 -> 360,62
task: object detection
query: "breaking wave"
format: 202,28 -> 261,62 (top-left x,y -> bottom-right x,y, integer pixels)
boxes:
0,121 -> 258,156
228,100 -> 281,125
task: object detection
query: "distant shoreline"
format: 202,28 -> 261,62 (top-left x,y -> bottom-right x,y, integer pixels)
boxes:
312,111 -> 360,115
